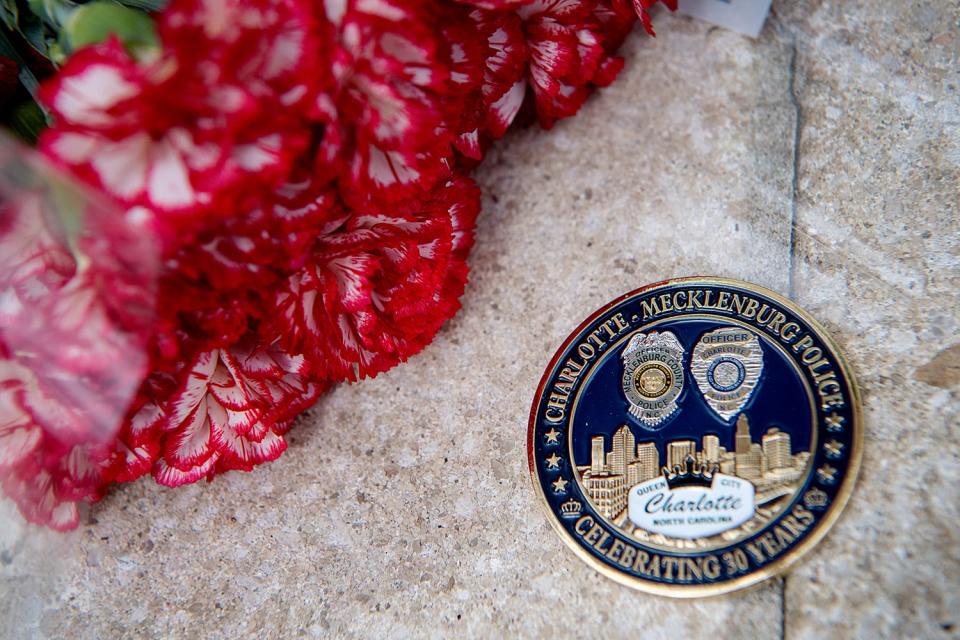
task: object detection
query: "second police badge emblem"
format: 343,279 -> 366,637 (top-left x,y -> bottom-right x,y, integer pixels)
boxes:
620,331 -> 685,427
528,277 -> 862,596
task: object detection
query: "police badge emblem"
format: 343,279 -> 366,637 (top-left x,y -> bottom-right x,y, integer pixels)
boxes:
621,331 -> 685,427
691,327 -> 763,421
528,277 -> 862,597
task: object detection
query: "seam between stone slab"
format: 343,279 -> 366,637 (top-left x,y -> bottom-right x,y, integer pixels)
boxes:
786,32 -> 802,301
783,31 -> 800,640
772,13 -> 802,639
780,577 -> 787,640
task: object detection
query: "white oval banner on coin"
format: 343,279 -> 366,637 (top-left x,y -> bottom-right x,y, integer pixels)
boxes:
690,327 -> 763,421
628,472 -> 756,539
620,331 -> 685,428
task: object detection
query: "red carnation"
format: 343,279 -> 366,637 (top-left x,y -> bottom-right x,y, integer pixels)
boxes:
100,370 -> 177,485
315,0 -> 464,209
150,167 -> 345,368
151,336 -> 322,486
514,0 -> 625,128
0,177 -> 158,528
38,0 -> 325,245
0,0 -> 672,531
0,396 -> 114,531
169,166 -> 344,293
270,174 -> 479,382
453,7 -> 528,158
454,0 -> 674,145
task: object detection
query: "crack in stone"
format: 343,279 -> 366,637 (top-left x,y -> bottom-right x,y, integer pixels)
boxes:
775,17 -> 801,638
783,36 -> 800,638
781,576 -> 788,640
786,35 -> 801,300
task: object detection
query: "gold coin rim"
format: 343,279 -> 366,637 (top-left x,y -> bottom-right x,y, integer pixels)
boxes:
526,276 -> 863,598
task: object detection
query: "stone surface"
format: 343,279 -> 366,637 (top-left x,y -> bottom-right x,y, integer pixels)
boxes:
1,1 -> 957,638
777,2 -> 960,639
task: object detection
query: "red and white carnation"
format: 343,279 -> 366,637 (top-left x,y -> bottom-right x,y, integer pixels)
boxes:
0,0 -> 672,529
0,185 -> 158,528
315,0 -> 467,208
270,174 -> 479,381
38,0 -> 325,245
150,336 -> 322,486
515,0 -> 632,128
148,167 -> 345,367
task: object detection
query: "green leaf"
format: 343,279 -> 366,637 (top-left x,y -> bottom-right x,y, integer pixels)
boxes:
115,0 -> 169,12
18,11 -> 58,61
0,24 -> 47,101
0,0 -> 19,32
61,1 -> 158,56
46,172 -> 88,250
9,100 -> 46,143
27,0 -> 78,29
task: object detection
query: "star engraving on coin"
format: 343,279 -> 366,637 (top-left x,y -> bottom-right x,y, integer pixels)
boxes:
824,440 -> 844,458
817,464 -> 838,484
825,413 -> 845,431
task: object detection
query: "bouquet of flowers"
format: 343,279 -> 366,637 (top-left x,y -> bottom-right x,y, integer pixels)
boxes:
0,0 -> 672,529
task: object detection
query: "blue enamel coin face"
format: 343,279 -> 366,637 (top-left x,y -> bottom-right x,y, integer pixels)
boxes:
528,278 -> 862,597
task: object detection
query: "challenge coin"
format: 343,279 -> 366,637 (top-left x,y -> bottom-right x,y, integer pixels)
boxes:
527,277 -> 862,597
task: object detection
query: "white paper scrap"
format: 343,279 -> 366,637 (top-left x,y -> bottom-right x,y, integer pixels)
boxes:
677,0 -> 773,38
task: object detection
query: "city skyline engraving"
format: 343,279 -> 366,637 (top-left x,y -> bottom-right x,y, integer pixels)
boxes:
575,414 -> 811,547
